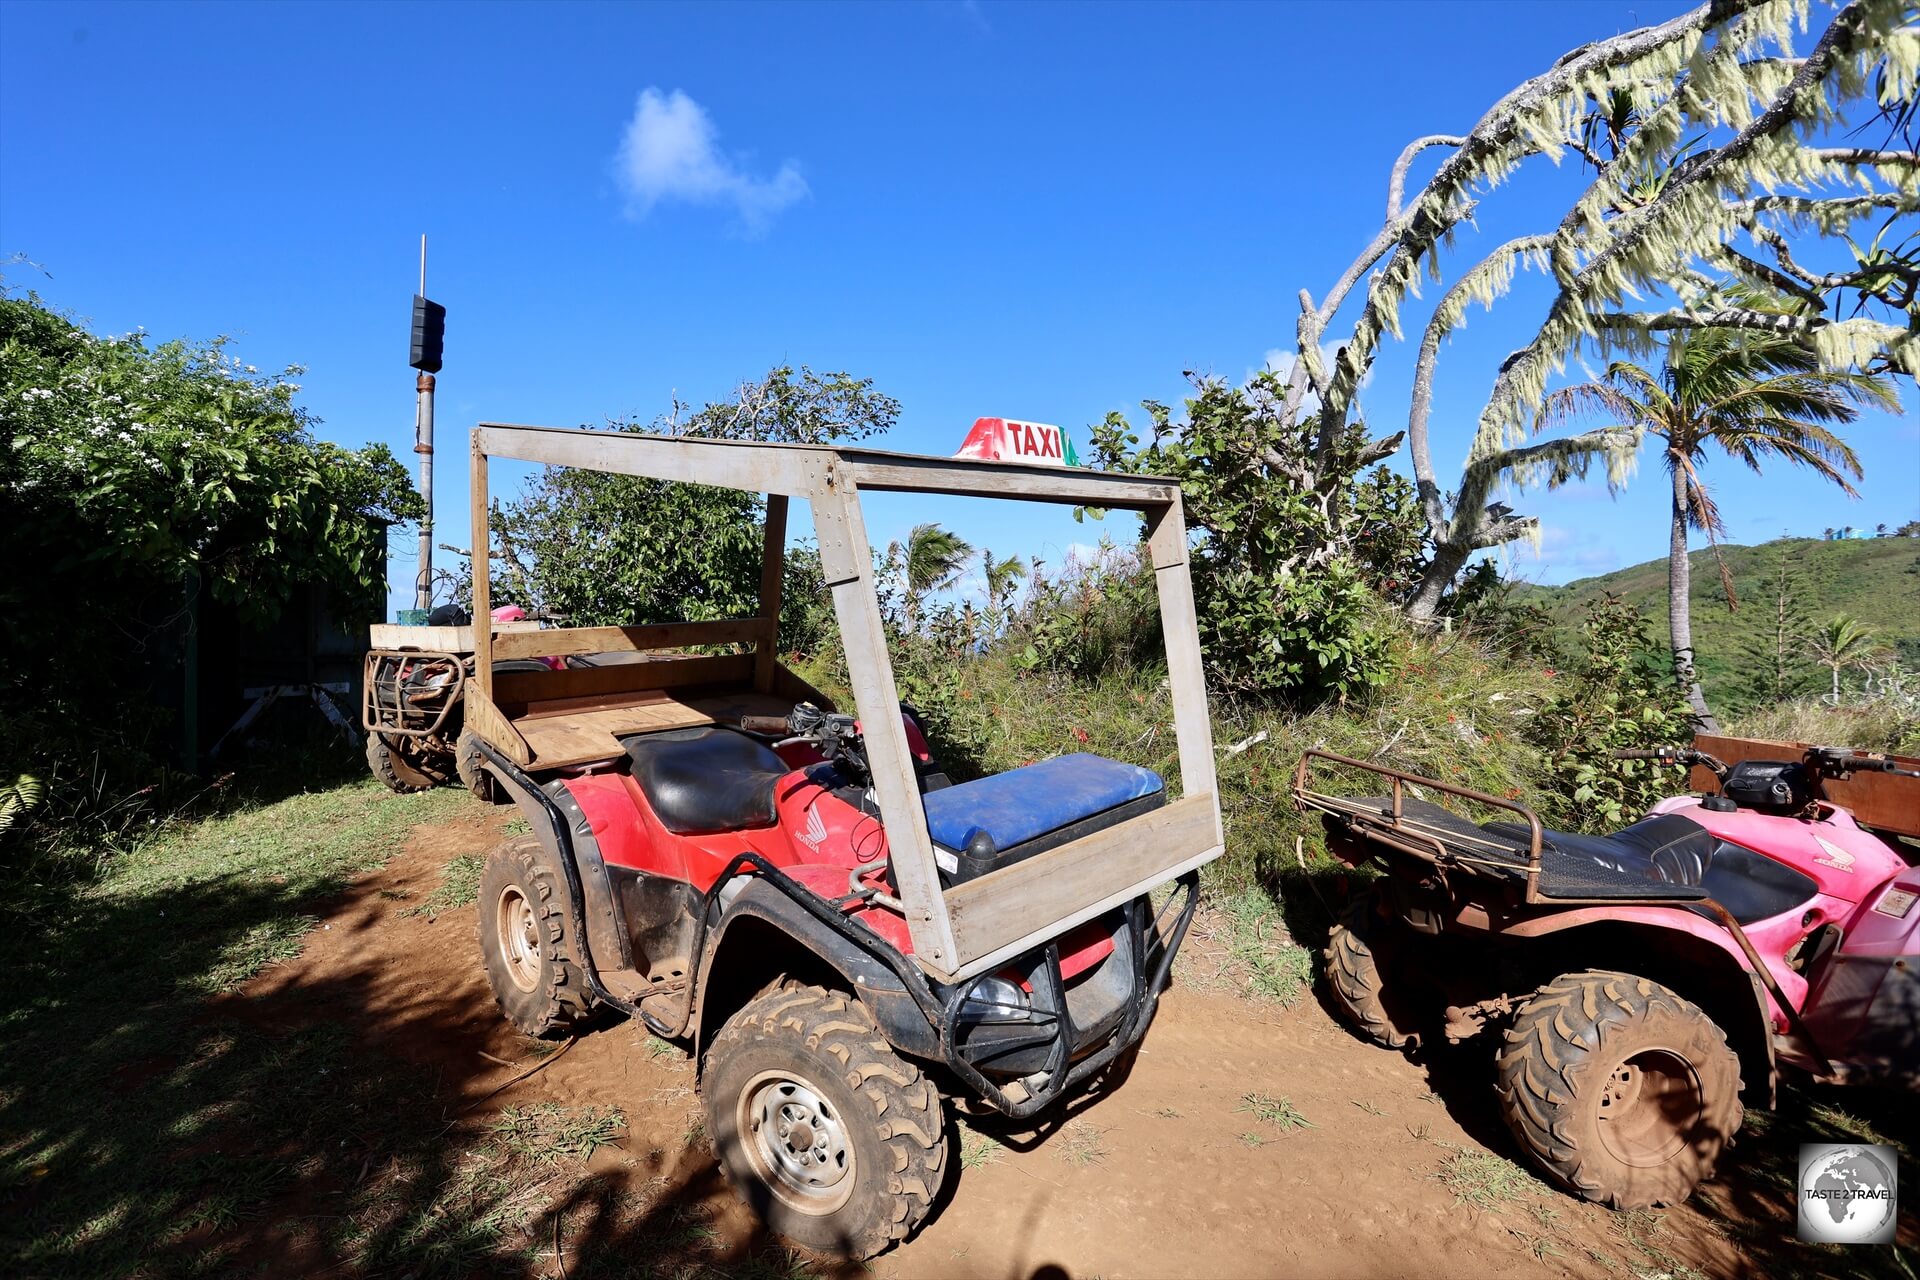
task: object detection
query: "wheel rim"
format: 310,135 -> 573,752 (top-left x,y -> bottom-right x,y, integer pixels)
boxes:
1595,1048 -> 1702,1168
495,885 -> 542,993
737,1070 -> 856,1215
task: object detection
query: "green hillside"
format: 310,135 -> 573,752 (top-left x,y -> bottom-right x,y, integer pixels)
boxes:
1517,537 -> 1920,710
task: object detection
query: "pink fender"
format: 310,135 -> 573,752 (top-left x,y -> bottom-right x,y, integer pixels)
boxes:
1495,900 -> 1825,1030
1801,866 -> 1920,1085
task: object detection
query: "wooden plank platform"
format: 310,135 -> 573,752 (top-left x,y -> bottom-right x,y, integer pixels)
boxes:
511,687 -> 794,769
369,620 -> 540,652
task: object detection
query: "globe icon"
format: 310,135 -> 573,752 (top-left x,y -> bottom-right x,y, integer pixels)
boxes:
1800,1145 -> 1897,1244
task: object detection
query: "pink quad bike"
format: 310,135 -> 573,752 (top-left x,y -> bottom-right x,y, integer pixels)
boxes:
1292,737 -> 1920,1210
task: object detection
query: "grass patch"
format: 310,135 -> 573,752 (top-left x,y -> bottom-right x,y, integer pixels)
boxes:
490,1102 -> 625,1165
1214,889 -> 1315,1005
195,913 -> 320,992
1057,1120 -> 1108,1167
1237,1092 -> 1314,1133
399,853 -> 486,920
958,1126 -> 1004,1171
0,773 -> 469,1276
1431,1146 -> 1541,1211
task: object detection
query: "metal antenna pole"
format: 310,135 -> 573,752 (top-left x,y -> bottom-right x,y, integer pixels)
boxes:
413,234 -> 436,612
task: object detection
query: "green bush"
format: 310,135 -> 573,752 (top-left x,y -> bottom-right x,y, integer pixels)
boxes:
1084,372 -> 1424,702
1526,594 -> 1695,831
1007,543 -> 1163,681
2,290 -> 417,625
0,287 -> 421,867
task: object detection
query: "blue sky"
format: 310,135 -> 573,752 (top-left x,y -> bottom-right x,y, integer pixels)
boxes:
3,0 -> 1915,619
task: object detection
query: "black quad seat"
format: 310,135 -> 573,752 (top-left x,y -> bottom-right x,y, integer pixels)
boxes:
621,727 -> 790,836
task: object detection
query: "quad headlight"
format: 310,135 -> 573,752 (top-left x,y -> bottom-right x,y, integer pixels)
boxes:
956,974 -> 1031,1025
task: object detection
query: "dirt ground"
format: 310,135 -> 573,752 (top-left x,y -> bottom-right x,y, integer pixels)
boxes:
219,802 -> 1905,1279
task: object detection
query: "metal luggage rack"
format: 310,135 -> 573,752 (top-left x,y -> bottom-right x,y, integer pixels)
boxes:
1291,749 -> 1549,900
363,649 -> 466,738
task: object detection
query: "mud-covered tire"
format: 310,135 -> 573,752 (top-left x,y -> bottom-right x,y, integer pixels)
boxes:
476,835 -> 592,1037
366,732 -> 436,793
1324,890 -> 1420,1050
703,984 -> 947,1258
1497,970 -> 1742,1209
457,730 -> 508,804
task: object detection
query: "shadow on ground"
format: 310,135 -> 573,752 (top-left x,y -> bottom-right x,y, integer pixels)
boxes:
0,767 -> 834,1279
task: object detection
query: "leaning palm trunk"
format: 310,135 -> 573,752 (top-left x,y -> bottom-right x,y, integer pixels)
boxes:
1668,465 -> 1717,731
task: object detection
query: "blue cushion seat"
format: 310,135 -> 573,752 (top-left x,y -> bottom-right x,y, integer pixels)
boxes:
922,753 -> 1164,853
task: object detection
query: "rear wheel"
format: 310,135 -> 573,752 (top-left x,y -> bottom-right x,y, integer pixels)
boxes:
1497,970 -> 1742,1208
457,730 -> 508,803
1324,890 -> 1421,1049
366,733 -> 436,793
477,835 -> 592,1037
703,984 -> 947,1258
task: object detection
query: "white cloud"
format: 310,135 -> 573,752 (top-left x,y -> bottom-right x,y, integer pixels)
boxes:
613,88 -> 807,233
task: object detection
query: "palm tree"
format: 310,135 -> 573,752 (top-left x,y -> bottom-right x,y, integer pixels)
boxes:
891,523 -> 974,634
982,550 -> 1028,629
1810,613 -> 1883,705
1542,327 -> 1898,729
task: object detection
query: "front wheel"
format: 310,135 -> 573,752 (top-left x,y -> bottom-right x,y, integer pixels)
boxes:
1497,970 -> 1742,1209
703,985 -> 947,1258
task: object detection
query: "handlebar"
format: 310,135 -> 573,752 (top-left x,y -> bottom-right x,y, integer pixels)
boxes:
739,703 -> 871,780
1611,745 -> 1729,777
1612,743 -> 1919,779
1809,745 -> 1920,779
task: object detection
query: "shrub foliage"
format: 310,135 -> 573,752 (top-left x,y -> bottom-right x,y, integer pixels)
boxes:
1086,372 -> 1425,701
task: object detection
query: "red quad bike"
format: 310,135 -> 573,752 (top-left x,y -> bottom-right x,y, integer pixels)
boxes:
457,421 -> 1224,1258
1294,736 -> 1920,1210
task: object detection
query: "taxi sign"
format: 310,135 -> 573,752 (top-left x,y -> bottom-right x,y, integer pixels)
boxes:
955,417 -> 1079,467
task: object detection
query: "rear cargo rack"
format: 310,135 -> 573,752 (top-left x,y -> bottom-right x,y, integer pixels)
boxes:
1292,749 -> 1547,900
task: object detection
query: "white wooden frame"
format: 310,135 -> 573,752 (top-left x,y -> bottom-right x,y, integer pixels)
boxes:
468,423 -> 1223,981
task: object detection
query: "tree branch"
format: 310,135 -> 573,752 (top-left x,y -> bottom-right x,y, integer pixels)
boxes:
1713,245 -> 1826,306
1407,236 -> 1552,539
1593,307 -> 1863,337
1355,430 -> 1408,470
1387,135 -> 1467,219
1279,0 -> 1740,430
1475,0 -> 1878,449
1744,221 -> 1825,285
1811,147 -> 1920,167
